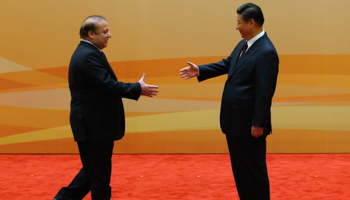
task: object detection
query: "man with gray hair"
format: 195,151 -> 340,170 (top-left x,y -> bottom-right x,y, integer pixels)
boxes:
54,15 -> 158,200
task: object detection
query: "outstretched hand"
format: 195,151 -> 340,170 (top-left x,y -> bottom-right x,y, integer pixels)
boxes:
138,73 -> 159,97
180,61 -> 199,80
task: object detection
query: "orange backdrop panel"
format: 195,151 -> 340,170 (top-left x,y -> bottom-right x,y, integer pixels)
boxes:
0,0 -> 349,153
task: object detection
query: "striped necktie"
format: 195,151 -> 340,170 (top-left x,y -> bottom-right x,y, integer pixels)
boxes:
239,42 -> 248,59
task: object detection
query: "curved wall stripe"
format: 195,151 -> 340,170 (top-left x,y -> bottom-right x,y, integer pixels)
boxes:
0,57 -> 32,74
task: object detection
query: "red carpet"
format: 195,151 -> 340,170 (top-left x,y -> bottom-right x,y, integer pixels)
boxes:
0,154 -> 349,199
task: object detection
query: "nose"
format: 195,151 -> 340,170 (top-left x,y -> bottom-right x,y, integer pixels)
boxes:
108,32 -> 112,38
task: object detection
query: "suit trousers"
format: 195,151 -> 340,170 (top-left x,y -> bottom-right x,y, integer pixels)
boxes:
226,134 -> 270,200
55,141 -> 114,200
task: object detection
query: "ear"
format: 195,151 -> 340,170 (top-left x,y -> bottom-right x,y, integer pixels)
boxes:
88,30 -> 94,39
249,19 -> 255,27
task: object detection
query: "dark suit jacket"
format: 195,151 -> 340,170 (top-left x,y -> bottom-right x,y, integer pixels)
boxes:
198,33 -> 279,137
68,41 -> 141,142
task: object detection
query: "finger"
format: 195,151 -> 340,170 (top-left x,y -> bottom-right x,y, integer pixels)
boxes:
142,92 -> 156,97
180,67 -> 189,72
187,61 -> 195,67
149,90 -> 159,93
147,92 -> 158,97
181,74 -> 188,78
147,85 -> 159,89
139,73 -> 145,82
255,131 -> 263,137
251,129 -> 258,137
147,88 -> 159,92
180,72 -> 190,76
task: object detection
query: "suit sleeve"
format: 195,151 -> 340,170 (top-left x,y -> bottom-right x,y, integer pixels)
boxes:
83,51 -> 141,100
197,54 -> 232,82
252,49 -> 279,127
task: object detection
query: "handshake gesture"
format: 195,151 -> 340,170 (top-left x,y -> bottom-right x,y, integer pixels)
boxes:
137,60 -> 199,98
180,61 -> 199,80
138,73 -> 159,97
138,60 -> 198,98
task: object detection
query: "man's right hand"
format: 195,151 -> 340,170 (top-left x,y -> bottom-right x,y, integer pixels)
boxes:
138,73 -> 159,97
180,61 -> 199,80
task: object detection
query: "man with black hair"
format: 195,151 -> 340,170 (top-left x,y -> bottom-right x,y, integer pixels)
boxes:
180,3 -> 278,200
54,15 -> 158,200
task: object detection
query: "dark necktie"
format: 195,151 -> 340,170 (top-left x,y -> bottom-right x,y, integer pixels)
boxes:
239,42 -> 248,59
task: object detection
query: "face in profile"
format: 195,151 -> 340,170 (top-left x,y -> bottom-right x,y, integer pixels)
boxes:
91,20 -> 112,50
236,14 -> 251,40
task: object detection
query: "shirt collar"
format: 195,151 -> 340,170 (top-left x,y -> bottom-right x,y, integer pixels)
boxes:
81,39 -> 102,52
246,29 -> 265,51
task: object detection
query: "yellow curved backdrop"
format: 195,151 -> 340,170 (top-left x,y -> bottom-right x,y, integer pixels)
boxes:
0,0 -> 349,153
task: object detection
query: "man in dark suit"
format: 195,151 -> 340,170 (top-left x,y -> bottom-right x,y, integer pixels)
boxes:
180,3 -> 278,200
54,15 -> 158,200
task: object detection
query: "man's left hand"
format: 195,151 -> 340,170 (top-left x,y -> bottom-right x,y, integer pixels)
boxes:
251,126 -> 264,138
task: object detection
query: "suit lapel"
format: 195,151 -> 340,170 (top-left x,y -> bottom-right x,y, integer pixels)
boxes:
234,41 -> 245,64
100,53 -> 117,80
227,40 -> 245,79
80,41 -> 117,80
227,34 -> 267,80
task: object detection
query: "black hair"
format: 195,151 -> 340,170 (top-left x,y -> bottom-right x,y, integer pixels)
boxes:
237,3 -> 264,26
